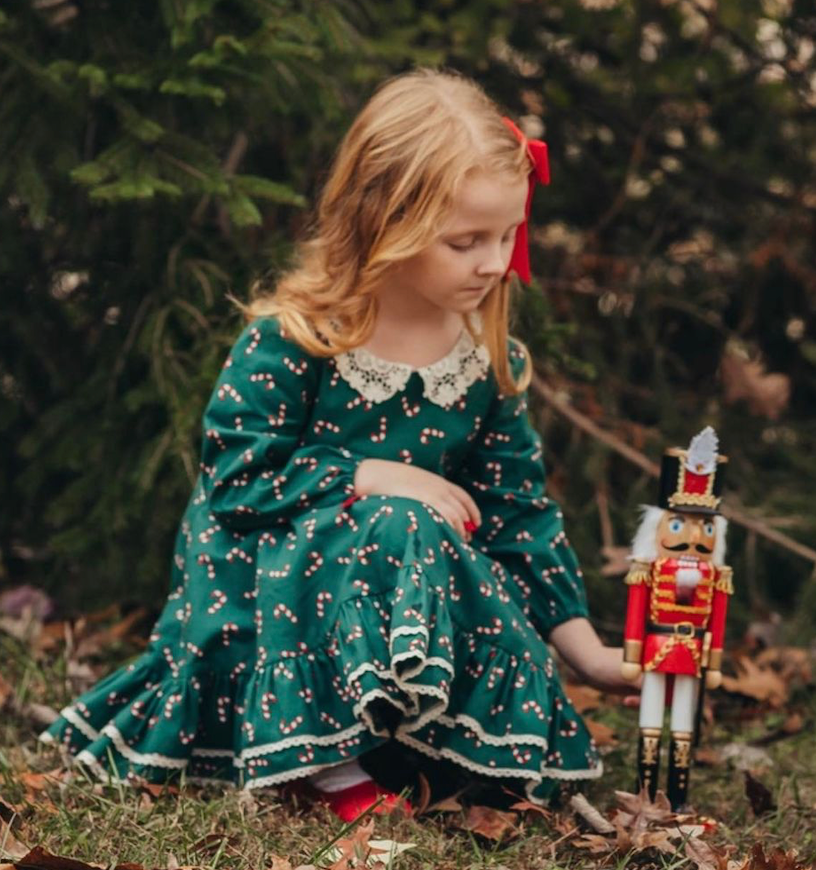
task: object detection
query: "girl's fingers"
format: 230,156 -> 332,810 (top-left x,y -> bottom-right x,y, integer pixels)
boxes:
449,485 -> 482,527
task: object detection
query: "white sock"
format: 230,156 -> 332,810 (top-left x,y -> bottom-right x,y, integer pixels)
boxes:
307,759 -> 372,793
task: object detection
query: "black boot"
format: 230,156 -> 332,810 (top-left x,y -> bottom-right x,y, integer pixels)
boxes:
667,731 -> 692,810
636,727 -> 662,800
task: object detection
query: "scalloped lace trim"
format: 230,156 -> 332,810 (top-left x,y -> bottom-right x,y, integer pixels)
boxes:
333,316 -> 491,406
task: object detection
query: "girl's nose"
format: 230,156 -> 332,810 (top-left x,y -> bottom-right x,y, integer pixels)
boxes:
475,242 -> 507,277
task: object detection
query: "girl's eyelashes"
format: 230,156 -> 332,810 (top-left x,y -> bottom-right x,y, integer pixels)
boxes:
447,231 -> 518,253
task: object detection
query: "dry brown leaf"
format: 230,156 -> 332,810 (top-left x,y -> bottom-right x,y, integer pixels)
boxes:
564,682 -> 603,714
73,607 -> 150,660
268,858 -> 294,870
720,350 -> 791,420
754,647 -> 813,685
612,788 -> 677,833
584,718 -> 618,747
600,545 -> 632,577
412,772 -> 431,815
327,817 -> 379,870
0,672 -> 12,710
743,842 -> 812,870
694,746 -> 721,766
0,819 -> 29,861
685,837 -> 737,870
457,805 -> 519,841
572,834 -> 615,854
426,795 -> 463,813
632,829 -> 677,854
721,656 -> 788,708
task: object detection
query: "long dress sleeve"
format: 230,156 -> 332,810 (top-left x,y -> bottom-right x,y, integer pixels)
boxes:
200,317 -> 363,531
452,340 -> 589,638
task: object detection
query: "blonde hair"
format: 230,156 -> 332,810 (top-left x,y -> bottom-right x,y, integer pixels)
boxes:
242,68 -> 535,395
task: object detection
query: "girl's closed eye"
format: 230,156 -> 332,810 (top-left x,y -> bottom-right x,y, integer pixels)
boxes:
447,227 -> 519,253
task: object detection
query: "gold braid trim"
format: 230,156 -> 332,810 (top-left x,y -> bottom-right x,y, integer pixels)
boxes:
644,635 -> 702,676
715,566 -> 734,595
625,561 -> 651,586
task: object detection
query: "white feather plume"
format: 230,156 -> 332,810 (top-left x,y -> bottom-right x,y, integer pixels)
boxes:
686,426 -> 719,474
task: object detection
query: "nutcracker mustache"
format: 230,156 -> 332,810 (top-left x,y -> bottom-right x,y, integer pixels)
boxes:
664,542 -> 714,554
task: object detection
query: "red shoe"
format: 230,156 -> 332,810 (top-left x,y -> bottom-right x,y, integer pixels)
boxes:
316,779 -> 411,822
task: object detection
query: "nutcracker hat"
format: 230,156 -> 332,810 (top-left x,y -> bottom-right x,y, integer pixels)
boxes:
658,426 -> 728,516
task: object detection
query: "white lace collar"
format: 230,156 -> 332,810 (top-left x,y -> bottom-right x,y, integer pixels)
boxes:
333,315 -> 491,407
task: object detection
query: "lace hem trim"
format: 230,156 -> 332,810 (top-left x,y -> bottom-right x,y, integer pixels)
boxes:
333,319 -> 491,407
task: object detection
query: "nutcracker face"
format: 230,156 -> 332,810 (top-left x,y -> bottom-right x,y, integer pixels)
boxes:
655,511 -> 717,562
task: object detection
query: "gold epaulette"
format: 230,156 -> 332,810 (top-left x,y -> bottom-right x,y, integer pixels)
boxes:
714,565 -> 734,595
625,560 -> 652,586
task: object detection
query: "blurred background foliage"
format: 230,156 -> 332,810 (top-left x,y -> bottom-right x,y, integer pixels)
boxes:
1,0 -> 814,640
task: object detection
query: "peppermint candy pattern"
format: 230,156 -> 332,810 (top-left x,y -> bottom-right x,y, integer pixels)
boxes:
39,316 -> 599,800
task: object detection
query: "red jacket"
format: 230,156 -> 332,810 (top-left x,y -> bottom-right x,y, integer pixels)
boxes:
624,557 -> 732,676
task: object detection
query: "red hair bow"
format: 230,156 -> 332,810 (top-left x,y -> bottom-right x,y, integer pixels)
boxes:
502,116 -> 550,283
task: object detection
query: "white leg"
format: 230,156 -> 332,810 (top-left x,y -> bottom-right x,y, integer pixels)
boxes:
639,672 -> 667,730
669,675 -> 698,733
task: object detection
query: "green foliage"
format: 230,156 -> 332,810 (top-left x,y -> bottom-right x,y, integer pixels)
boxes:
1,0 -> 815,640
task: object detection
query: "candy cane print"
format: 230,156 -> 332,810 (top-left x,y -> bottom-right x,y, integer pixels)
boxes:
512,746 -> 532,765
217,383 -> 243,403
475,616 -> 503,636
216,695 -> 232,723
354,543 -> 379,565
370,416 -> 388,443
522,700 -> 546,721
272,603 -> 298,623
266,402 -> 287,428
313,419 -> 340,436
304,550 -> 324,578
249,370 -> 275,387
419,426 -> 445,445
298,745 -> 315,764
279,715 -> 304,735
221,622 -> 239,646
261,692 -> 277,720
207,590 -> 227,614
316,590 -> 333,617
245,327 -> 262,354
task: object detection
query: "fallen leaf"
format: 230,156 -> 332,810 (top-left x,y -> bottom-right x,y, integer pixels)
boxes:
0,819 -> 29,861
600,545 -> 632,577
612,788 -> 676,833
572,833 -> 614,854
721,656 -> 788,708
685,837 -> 736,870
457,805 -> 519,841
744,771 -> 776,817
720,348 -> 790,420
0,673 -> 12,710
412,772 -> 431,815
632,828 -> 677,854
426,795 -> 463,813
743,842 -> 812,870
564,682 -> 603,714
754,647 -> 813,685
694,746 -> 721,766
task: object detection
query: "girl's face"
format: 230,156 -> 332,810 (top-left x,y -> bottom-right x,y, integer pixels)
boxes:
383,169 -> 529,318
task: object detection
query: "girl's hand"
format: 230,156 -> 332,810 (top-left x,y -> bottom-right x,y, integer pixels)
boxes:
354,458 -> 481,542
549,617 -> 642,704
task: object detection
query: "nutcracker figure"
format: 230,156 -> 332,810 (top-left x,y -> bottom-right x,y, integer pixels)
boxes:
621,427 -> 733,810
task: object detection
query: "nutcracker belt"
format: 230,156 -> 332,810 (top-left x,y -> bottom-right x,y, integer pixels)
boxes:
646,621 -> 705,639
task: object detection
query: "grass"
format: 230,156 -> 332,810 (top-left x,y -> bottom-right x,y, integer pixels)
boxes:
1,627 -> 815,869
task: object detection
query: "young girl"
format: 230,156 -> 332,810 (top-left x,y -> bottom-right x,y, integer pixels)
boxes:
40,68 -> 630,820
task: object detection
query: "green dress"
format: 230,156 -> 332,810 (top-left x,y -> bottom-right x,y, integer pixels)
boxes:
39,314 -> 602,801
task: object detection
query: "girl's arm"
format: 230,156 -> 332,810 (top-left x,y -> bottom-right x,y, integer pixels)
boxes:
549,617 -> 639,695
449,339 -> 590,639
201,318 -> 364,531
